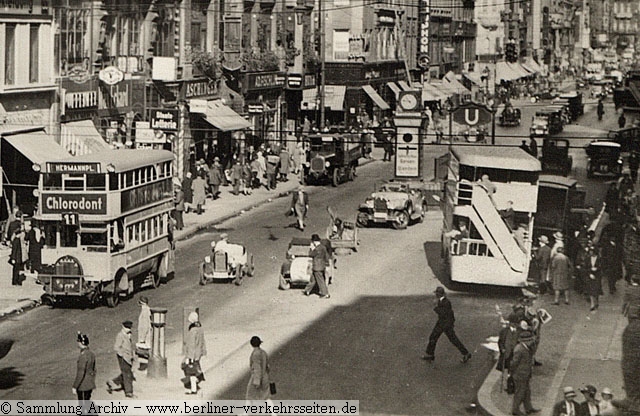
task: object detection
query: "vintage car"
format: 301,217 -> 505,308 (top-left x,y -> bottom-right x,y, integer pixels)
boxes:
540,138 -> 573,176
532,89 -> 560,102
591,85 -> 606,99
304,133 -> 361,186
357,179 -> 428,229
607,126 -> 640,154
279,237 -> 335,290
586,141 -> 623,178
530,109 -> 563,137
326,207 -> 359,252
555,92 -> 584,121
199,242 -> 255,285
498,106 -> 522,127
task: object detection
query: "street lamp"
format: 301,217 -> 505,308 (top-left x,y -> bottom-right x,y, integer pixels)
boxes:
488,98 -> 497,145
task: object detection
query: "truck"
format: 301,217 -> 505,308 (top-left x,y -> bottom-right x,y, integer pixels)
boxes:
304,133 -> 362,186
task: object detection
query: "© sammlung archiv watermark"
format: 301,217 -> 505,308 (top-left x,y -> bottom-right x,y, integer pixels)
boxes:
0,400 -> 359,416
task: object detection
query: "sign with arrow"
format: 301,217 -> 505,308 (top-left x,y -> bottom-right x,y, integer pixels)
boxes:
395,128 -> 420,177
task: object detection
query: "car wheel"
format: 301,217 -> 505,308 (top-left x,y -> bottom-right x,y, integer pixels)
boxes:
357,212 -> 369,228
332,169 -> 339,187
419,202 -> 428,223
392,210 -> 409,230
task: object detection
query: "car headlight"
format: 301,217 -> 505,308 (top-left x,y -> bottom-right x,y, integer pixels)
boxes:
325,161 -> 330,168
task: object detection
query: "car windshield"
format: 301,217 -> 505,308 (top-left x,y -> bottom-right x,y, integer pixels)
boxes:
589,146 -> 619,157
380,184 -> 407,192
532,117 -> 548,126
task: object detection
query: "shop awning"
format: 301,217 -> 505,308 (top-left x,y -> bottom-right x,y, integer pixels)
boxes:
422,88 -> 440,102
398,80 -> 412,91
203,100 -> 251,131
362,85 -> 390,110
444,78 -> 471,94
2,130 -> 70,164
522,57 -> 543,74
60,120 -> 110,156
462,71 -> 485,87
510,62 -> 532,78
430,80 -> 459,96
387,81 -> 402,99
496,61 -> 522,81
301,86 -> 346,111
422,82 -> 450,100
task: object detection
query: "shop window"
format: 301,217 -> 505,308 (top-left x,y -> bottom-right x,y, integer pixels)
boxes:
55,8 -> 90,74
5,24 -> 16,85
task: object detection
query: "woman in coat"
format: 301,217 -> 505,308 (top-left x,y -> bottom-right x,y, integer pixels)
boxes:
584,247 -> 603,311
246,336 -> 272,402
191,173 -> 207,215
183,312 -> 206,395
550,246 -> 572,305
182,172 -> 193,213
27,222 -> 44,273
9,228 -> 24,286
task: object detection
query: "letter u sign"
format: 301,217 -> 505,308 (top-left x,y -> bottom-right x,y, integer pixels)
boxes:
464,109 -> 479,126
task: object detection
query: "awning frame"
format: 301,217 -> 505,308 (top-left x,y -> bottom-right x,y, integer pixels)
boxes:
362,85 -> 390,110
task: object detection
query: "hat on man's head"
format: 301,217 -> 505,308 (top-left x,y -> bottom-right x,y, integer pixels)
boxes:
553,231 -> 564,240
250,336 -> 262,347
580,385 -> 597,397
539,235 -> 549,244
122,320 -> 133,329
602,387 -> 613,396
138,296 -> 149,305
214,157 -> 220,162
434,286 -> 446,296
563,386 -> 577,397
220,233 -> 229,240
188,312 -> 199,324
77,332 -> 90,346
311,234 -> 321,242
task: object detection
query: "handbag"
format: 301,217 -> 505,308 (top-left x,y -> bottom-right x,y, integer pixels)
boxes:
269,382 -> 277,395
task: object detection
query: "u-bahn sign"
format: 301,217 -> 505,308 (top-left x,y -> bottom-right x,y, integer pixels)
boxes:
451,102 -> 492,127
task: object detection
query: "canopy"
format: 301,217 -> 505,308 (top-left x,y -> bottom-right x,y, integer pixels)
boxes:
362,85 -> 390,110
386,82 -> 402,99
521,57 -> 543,74
60,120 -> 110,156
444,78 -> 470,94
301,86 -> 346,111
430,80 -> 459,96
203,100 -> 251,131
2,130 -> 70,164
398,80 -> 412,91
422,82 -> 450,100
451,146 -> 541,171
510,62 -> 532,78
495,61 -> 521,82
462,71 -> 485,87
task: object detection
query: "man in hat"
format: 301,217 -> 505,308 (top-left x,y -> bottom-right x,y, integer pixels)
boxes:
303,234 -> 330,299
208,157 -> 223,200
422,286 -> 472,363
174,182 -> 184,231
536,236 -> 552,293
245,336 -> 277,415
552,386 -> 581,416
182,172 -> 193,214
579,385 -> 600,416
550,246 -> 572,305
107,321 -> 135,397
600,388 -> 615,415
137,296 -> 152,370
510,331 -> 540,415
290,186 -> 309,231
73,333 -> 96,406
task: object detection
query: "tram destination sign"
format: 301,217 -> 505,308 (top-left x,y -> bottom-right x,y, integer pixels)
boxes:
47,162 -> 101,174
41,193 -> 107,215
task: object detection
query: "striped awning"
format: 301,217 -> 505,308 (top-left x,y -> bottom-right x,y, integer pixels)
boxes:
386,82 -> 402,99
61,120 -> 110,156
398,80 -> 412,91
204,100 -> 251,131
301,86 -> 346,111
362,85 -> 390,110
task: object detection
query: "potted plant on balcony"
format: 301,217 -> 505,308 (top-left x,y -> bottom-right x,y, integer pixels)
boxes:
190,48 -> 223,81
241,49 -> 280,72
304,49 -> 320,71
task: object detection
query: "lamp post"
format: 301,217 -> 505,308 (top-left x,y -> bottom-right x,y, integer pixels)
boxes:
147,307 -> 168,379
488,98 -> 497,145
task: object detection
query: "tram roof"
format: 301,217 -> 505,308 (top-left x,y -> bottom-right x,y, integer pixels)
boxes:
451,146 -> 541,171
539,174 -> 578,189
47,149 -> 175,173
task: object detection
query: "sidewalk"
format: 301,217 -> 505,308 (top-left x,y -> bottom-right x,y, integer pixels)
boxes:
0,150 -> 382,321
478,288 -> 626,416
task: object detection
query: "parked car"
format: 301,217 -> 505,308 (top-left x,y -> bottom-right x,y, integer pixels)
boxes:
585,141 -> 623,178
498,106 -> 522,127
591,85 -> 606,99
608,127 -> 640,154
540,138 -> 573,176
278,237 -> 334,290
530,109 -> 563,137
556,91 -> 584,120
532,89 -> 560,102
357,179 -> 428,229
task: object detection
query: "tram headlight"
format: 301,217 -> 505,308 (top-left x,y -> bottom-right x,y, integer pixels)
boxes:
106,163 -> 116,173
32,163 -> 41,172
32,189 -> 39,197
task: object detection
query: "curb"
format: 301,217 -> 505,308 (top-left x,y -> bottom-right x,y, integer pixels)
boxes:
477,361 -> 510,416
0,299 -> 42,320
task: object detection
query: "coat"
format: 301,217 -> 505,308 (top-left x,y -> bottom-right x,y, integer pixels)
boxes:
192,177 -> 207,206
279,150 -> 290,174
182,177 -> 193,203
291,191 -> 308,216
584,255 -> 603,296
208,164 -> 223,186
114,329 -> 134,364
231,163 -> 243,181
552,399 -> 583,416
433,296 -> 456,328
10,236 -> 22,266
246,347 -> 271,401
550,252 -> 572,291
184,323 -> 207,361
536,244 -> 551,277
175,189 -> 185,212
73,347 -> 96,392
138,304 -> 152,345
509,342 -> 533,381
27,228 -> 44,266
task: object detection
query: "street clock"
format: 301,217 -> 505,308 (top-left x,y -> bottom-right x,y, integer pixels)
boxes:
398,90 -> 422,112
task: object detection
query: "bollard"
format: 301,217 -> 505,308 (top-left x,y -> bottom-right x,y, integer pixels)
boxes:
147,307 -> 168,379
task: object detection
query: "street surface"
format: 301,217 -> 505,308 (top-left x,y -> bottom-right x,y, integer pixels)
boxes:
0,91 -> 614,415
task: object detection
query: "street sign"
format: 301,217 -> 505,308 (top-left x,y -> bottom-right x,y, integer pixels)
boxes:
395,128 -> 420,177
451,102 -> 493,126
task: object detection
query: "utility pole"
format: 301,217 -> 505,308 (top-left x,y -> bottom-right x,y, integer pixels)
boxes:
317,0 -> 326,129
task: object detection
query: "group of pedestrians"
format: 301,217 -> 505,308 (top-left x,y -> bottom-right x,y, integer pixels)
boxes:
552,385 -> 617,416
5,208 -> 45,286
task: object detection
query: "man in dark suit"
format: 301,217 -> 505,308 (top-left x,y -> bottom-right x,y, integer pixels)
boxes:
579,385 -> 600,416
552,386 -> 582,416
9,228 -> 24,286
510,331 -> 540,415
422,286 -> 472,363
536,236 -> 552,292
303,234 -> 330,299
73,333 -> 96,405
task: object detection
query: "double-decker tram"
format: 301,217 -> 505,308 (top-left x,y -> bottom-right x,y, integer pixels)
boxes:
441,146 -> 541,287
33,149 -> 176,307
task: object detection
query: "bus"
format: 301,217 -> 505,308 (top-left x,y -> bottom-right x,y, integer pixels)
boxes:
441,146 -> 541,286
33,149 -> 176,307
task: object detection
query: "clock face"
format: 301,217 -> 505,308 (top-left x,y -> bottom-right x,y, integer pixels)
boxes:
400,93 -> 418,111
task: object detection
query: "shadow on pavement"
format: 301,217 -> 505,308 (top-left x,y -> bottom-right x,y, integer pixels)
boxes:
0,367 -> 24,390
0,339 -> 13,360
217,295 -> 496,415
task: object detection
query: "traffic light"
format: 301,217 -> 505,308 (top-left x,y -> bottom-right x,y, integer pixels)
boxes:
505,42 -> 517,63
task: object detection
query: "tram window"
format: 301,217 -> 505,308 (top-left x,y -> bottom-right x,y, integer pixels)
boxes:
60,224 -> 78,247
63,176 -> 85,191
459,165 -> 475,181
43,174 -> 62,190
140,221 -> 147,242
80,230 -> 107,247
125,171 -> 134,188
108,173 -> 119,191
86,174 -> 106,190
43,222 -> 57,247
509,171 -> 536,184
477,168 -> 508,183
478,244 -> 488,256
